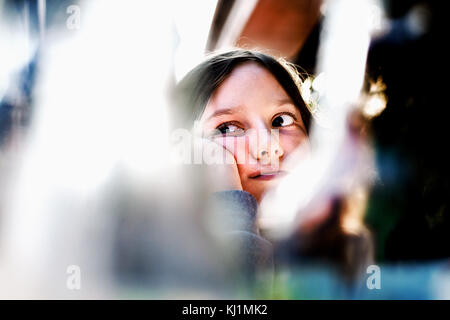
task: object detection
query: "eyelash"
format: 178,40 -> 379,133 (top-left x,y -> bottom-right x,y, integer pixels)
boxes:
213,112 -> 298,136
273,112 -> 298,123
215,121 -> 244,136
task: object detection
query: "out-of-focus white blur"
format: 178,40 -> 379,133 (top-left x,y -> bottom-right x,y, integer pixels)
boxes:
0,0 -> 241,299
173,0 -> 217,81
259,0 -> 384,236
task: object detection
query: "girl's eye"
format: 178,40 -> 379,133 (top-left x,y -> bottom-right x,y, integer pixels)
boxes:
216,123 -> 245,136
272,114 -> 295,127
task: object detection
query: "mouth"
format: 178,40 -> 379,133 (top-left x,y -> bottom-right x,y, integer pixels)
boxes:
249,170 -> 287,181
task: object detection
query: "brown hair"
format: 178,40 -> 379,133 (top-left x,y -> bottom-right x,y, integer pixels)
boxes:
171,49 -> 312,131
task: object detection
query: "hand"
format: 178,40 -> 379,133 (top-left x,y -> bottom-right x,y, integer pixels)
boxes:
196,138 -> 243,193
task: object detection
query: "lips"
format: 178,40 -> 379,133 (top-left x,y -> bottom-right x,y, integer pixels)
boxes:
249,170 -> 287,180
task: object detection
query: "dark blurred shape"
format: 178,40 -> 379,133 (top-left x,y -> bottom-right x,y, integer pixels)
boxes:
276,197 -> 373,284
236,0 -> 321,59
0,57 -> 36,148
207,0 -> 321,60
365,0 -> 450,262
206,0 -> 236,52
292,17 -> 321,76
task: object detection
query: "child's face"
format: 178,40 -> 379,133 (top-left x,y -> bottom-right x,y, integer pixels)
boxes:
200,62 -> 310,202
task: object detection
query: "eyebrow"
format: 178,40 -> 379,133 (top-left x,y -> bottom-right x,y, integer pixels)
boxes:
277,97 -> 296,107
205,98 -> 296,121
205,107 -> 241,121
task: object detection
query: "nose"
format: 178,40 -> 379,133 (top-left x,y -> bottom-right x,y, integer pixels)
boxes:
249,128 -> 284,164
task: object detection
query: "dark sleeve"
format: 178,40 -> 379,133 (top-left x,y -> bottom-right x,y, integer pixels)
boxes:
209,190 -> 259,234
209,190 -> 274,278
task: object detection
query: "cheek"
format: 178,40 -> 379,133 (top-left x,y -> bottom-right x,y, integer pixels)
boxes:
279,131 -> 311,158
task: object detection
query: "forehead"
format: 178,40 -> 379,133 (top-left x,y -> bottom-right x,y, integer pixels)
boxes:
202,62 -> 294,118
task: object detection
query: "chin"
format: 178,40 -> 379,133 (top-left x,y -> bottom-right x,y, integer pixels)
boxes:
244,181 -> 277,203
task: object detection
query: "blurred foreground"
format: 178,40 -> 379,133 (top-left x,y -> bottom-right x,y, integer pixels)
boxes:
0,0 -> 449,299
